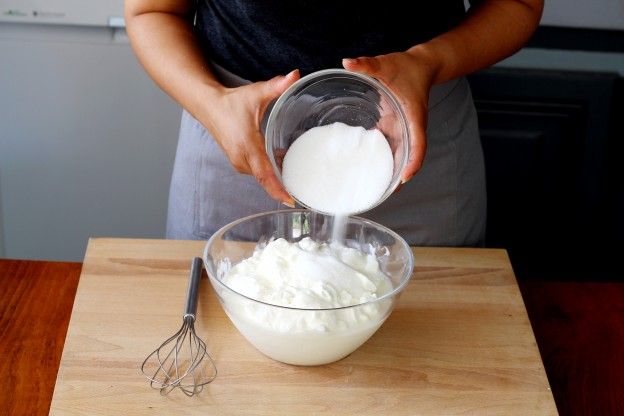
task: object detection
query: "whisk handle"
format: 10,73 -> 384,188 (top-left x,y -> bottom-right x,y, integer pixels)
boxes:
184,257 -> 203,319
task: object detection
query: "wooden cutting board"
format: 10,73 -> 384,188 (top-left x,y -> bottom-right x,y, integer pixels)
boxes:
49,238 -> 557,415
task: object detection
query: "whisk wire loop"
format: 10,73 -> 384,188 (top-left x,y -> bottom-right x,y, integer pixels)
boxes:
140,258 -> 217,396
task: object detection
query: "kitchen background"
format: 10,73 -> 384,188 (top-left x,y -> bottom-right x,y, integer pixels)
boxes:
1,0 -> 623,280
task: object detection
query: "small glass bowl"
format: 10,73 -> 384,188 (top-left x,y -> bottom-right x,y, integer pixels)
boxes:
203,209 -> 414,366
264,69 -> 410,215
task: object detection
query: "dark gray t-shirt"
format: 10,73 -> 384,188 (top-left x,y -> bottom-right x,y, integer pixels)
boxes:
195,0 -> 469,81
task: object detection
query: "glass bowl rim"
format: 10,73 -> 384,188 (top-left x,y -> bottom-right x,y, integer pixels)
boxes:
203,208 -> 415,312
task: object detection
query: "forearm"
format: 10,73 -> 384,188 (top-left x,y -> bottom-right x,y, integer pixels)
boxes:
125,2 -> 224,125
125,0 -> 299,203
411,0 -> 544,84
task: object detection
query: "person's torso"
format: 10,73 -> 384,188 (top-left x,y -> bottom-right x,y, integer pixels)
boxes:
195,0 -> 467,81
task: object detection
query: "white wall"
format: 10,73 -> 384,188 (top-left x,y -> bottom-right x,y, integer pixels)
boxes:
0,23 -> 181,261
541,0 -> 624,30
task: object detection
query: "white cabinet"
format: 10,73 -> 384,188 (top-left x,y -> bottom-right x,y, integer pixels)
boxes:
0,0 -> 125,26
0,22 -> 180,261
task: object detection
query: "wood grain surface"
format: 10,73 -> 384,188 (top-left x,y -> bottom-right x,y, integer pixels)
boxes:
0,259 -> 81,416
48,238 -> 557,415
520,281 -> 624,416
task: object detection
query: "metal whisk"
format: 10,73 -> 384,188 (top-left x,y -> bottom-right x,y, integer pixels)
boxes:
141,257 -> 217,396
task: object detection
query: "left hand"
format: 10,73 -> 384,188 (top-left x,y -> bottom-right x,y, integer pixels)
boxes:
343,49 -> 440,183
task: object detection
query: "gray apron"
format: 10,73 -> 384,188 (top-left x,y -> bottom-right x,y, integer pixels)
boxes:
166,64 -> 486,246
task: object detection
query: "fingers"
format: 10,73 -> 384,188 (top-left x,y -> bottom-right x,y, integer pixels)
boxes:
226,139 -> 294,206
246,140 -> 295,206
254,70 -> 299,204
227,137 -> 294,206
344,55 -> 425,183
402,105 -> 427,183
273,148 -> 287,170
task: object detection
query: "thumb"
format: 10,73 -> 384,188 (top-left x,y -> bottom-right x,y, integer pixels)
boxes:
342,56 -> 382,77
263,69 -> 300,99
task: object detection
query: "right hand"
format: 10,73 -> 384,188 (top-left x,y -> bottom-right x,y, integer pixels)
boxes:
199,69 -> 300,206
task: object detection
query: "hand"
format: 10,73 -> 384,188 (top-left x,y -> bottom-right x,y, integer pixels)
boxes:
199,69 -> 300,205
343,49 -> 440,183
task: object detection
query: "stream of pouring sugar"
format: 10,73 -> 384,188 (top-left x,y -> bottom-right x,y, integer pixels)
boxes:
331,214 -> 348,245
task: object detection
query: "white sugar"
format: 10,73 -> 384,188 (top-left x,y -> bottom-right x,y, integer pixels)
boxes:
282,122 -> 393,216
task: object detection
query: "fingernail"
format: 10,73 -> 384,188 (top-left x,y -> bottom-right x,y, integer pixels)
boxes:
401,176 -> 413,185
283,200 -> 295,208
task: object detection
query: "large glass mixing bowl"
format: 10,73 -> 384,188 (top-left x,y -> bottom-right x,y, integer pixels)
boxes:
203,210 -> 414,366
264,69 -> 410,215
